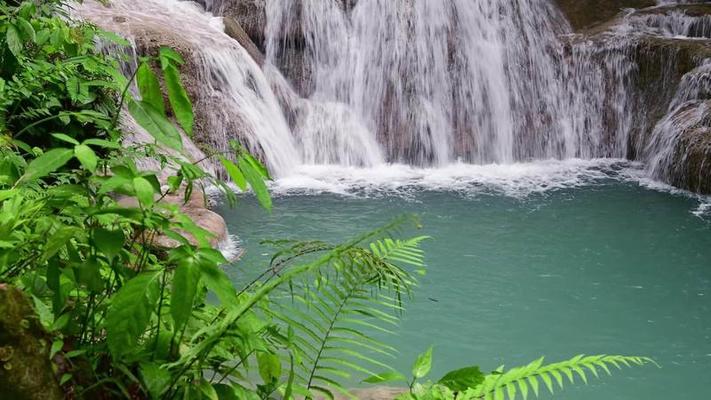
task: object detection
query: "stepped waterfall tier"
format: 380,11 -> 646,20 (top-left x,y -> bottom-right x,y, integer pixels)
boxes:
75,0 -> 711,193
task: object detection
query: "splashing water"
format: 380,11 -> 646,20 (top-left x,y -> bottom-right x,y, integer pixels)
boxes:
74,0 -> 711,199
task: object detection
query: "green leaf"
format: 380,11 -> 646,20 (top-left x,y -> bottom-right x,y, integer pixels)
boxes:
197,256 -> 237,305
132,176 -> 155,207
238,155 -> 271,210
219,157 -> 247,191
93,228 -> 125,259
438,366 -> 484,392
75,256 -> 104,293
159,46 -> 185,69
51,133 -> 79,145
171,257 -> 201,330
412,346 -> 433,379
19,148 -> 74,184
15,17 -> 36,42
363,371 -> 408,384
257,352 -> 282,384
140,362 -> 171,399
162,64 -> 194,136
83,138 -> 121,149
74,144 -> 98,172
106,271 -> 162,358
128,99 -> 183,151
136,62 -> 165,115
6,25 -> 23,57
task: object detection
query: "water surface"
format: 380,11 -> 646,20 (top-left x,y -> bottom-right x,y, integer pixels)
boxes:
216,171 -> 711,399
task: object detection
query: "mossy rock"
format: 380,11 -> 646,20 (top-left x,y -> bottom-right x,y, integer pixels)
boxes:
554,0 -> 656,31
0,285 -> 62,400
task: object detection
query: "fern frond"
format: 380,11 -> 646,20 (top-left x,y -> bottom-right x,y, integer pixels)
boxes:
463,355 -> 655,400
268,233 -> 427,399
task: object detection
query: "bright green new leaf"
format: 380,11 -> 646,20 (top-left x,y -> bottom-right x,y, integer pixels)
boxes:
106,271 -> 162,358
19,148 -> 74,184
136,62 -> 165,115
6,25 -> 23,57
163,64 -> 194,136
412,346 -> 433,379
219,156 -> 247,191
132,176 -> 155,207
257,352 -> 282,384
171,257 -> 201,330
363,371 -> 408,384
238,155 -> 271,210
159,46 -> 185,69
438,366 -> 484,392
51,133 -> 79,145
128,99 -> 183,151
74,144 -> 98,172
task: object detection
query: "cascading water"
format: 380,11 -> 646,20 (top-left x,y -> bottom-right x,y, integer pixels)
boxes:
74,0 -> 711,193
74,0 -> 300,176
264,0 -> 598,165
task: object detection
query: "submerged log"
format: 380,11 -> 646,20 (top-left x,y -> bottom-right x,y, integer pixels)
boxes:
0,284 -> 63,400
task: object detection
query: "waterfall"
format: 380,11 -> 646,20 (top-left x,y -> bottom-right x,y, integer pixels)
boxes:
264,0 -> 594,165
74,0 -> 711,192
73,0 -> 300,176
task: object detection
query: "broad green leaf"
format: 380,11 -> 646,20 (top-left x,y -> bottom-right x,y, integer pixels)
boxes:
51,133 -> 79,145
106,271 -> 162,358
171,257 -> 201,330
257,352 -> 282,384
133,176 -> 155,207
93,228 -> 125,259
162,64 -> 194,136
438,366 -> 484,392
136,62 -> 165,115
219,156 -> 247,191
19,148 -> 74,184
140,362 -> 171,399
74,144 -> 98,172
238,155 -> 271,210
159,46 -> 185,69
243,152 -> 271,179
363,371 -> 408,384
198,381 -> 219,400
128,99 -> 182,151
197,257 -> 237,305
412,346 -> 433,379
6,25 -> 22,57
15,17 -> 36,42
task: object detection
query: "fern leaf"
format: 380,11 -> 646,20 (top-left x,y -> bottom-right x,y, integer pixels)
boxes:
464,355 -> 655,400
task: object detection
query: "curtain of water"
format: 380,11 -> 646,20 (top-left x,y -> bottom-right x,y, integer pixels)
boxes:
75,0 -> 711,185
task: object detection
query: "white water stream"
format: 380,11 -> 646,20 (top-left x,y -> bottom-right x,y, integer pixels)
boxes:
73,0 -> 711,194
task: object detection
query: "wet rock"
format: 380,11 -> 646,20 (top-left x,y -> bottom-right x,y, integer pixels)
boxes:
223,15 -> 265,66
554,0 -> 656,31
0,285 -> 63,400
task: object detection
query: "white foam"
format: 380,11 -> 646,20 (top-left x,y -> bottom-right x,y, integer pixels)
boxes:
269,158 -> 631,198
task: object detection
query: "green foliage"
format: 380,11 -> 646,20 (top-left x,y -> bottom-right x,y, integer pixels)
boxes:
388,350 -> 655,400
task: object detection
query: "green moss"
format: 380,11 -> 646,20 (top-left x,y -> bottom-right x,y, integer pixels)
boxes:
0,285 -> 63,400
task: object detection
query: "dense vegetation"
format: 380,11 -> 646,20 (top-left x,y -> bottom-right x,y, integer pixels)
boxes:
0,1 -> 653,399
